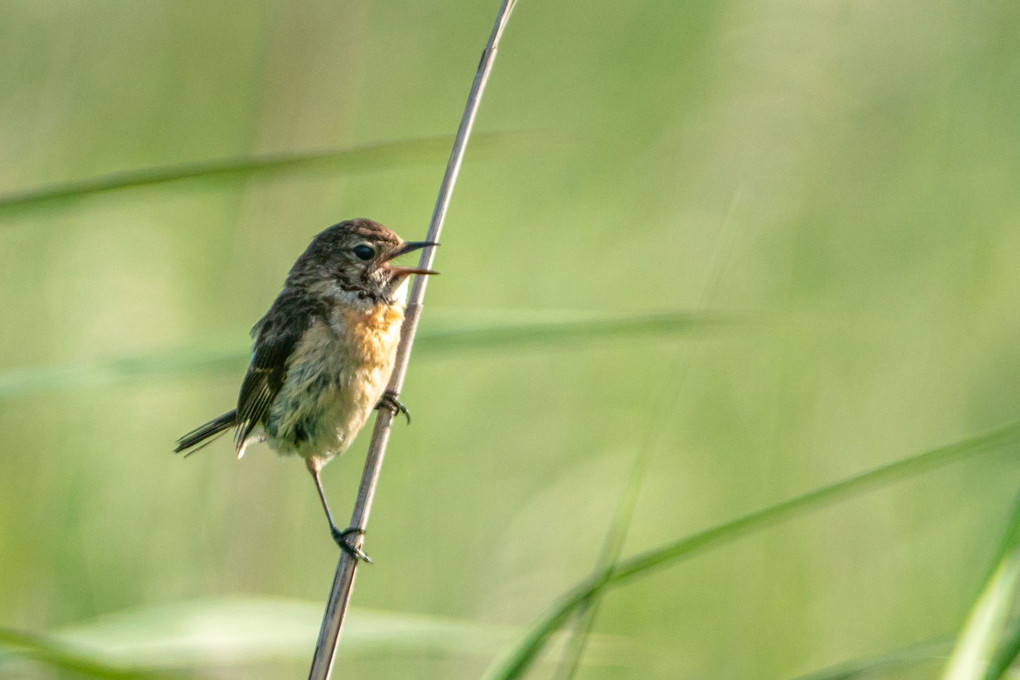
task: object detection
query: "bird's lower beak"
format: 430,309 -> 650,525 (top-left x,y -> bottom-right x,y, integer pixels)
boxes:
384,240 -> 440,276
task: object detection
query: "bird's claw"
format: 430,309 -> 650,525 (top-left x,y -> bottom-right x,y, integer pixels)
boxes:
331,526 -> 373,564
377,390 -> 411,424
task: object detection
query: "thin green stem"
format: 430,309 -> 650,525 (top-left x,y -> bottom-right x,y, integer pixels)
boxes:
552,188 -> 745,680
0,133 -> 531,212
487,421 -> 1020,680
0,311 -> 734,400
306,2 -> 519,679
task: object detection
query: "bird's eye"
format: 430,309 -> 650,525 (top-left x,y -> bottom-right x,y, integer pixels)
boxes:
352,244 -> 376,261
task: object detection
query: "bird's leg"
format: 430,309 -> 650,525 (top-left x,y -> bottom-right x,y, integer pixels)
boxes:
376,389 -> 411,424
306,459 -> 372,564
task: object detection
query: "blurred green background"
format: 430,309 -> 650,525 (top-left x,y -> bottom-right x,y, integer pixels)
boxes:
2,1 -> 1020,678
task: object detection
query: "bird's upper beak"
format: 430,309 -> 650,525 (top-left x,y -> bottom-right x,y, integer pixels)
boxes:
383,240 -> 440,276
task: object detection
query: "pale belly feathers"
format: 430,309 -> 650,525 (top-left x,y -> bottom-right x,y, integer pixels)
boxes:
264,293 -> 405,463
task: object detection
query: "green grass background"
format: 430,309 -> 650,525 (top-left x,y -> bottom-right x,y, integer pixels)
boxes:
2,1 -> 1020,678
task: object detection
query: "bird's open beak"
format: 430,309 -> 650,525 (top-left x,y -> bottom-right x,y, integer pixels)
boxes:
384,240 -> 440,276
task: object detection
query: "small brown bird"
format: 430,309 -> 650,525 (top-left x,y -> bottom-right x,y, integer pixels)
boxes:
175,219 -> 437,560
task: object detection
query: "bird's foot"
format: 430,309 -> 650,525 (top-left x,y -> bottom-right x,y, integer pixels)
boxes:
331,526 -> 373,564
376,390 -> 411,424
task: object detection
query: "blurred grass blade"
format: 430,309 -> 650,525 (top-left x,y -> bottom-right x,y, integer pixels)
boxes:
551,190 -> 746,680
943,492 -> 1020,680
0,311 -> 734,400
795,613 -> 1020,680
0,132 -> 529,211
486,422 -> 1020,680
987,625 -> 1020,680
419,311 -> 738,353
0,597 -> 631,675
793,639 -> 950,680
0,341 -> 247,399
0,626 -> 156,679
942,551 -> 1020,680
611,422 -> 1020,584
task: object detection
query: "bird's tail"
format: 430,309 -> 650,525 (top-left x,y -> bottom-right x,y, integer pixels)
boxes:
174,410 -> 237,456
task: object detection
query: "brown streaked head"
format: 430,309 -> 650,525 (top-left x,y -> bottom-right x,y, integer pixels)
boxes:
287,218 -> 438,303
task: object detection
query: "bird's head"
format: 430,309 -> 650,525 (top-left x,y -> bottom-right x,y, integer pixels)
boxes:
290,218 -> 438,306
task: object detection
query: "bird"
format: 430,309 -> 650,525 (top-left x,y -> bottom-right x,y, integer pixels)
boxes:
174,218 -> 437,561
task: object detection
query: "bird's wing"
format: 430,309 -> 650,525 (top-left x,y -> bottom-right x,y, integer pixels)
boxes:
234,298 -> 316,450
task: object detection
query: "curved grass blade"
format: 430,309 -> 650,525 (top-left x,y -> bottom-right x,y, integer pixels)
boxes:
551,187 -> 746,680
942,549 -> 1020,680
485,421 -> 1020,680
0,132 -> 530,212
791,639 -> 949,680
987,625 -> 1020,680
0,597 -> 631,676
0,311 -> 735,400
943,492 -> 1020,680
792,615 -> 1020,680
0,626 -> 160,679
420,311 -> 740,354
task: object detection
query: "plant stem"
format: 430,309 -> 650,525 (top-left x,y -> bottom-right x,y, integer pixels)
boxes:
486,420 -> 1020,680
306,2 -> 518,679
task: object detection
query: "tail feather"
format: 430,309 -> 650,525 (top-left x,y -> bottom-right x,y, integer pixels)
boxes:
175,410 -> 237,456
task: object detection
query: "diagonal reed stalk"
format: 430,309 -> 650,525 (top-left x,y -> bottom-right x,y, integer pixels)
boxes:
551,190 -> 745,680
0,311 -> 740,401
306,2 -> 518,678
942,490 -> 1020,680
0,133 -> 543,213
0,138 -> 450,211
486,420 -> 1020,680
